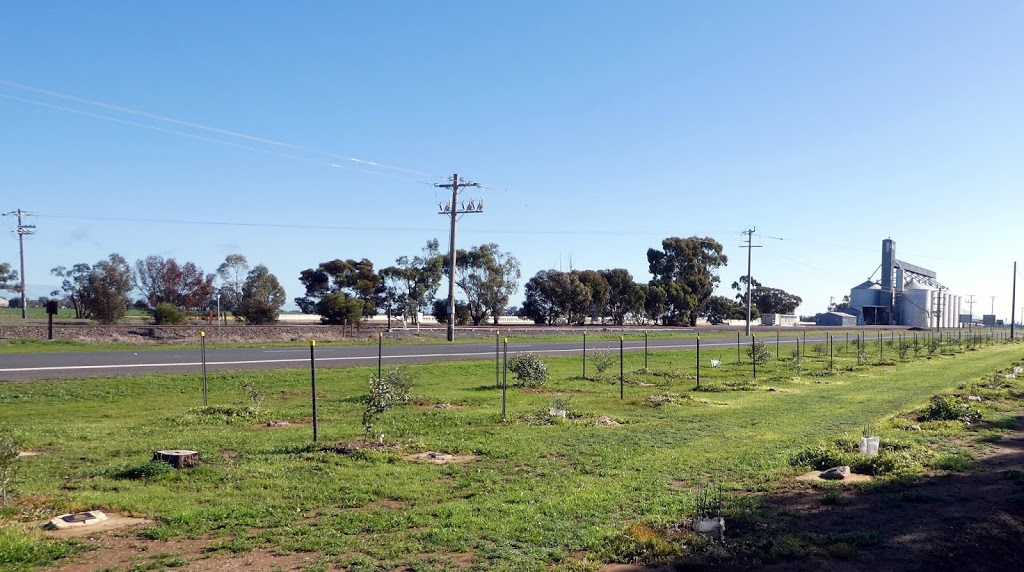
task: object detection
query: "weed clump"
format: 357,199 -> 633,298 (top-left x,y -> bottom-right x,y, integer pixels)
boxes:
115,460 -> 176,480
790,439 -> 935,476
181,405 -> 260,424
646,392 -> 691,407
597,521 -> 708,564
921,395 -> 982,424
508,353 -> 549,386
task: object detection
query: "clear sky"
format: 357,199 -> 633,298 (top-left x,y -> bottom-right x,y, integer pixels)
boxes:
2,1 -> 1023,320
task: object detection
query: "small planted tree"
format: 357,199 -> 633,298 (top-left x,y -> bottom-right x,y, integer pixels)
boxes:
746,340 -> 772,366
362,367 -> 414,440
0,435 -> 18,504
590,349 -> 617,378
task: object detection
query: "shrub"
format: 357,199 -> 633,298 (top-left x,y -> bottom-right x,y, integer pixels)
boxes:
151,303 -> 187,325
508,353 -> 549,386
921,395 -> 982,424
0,435 -> 18,503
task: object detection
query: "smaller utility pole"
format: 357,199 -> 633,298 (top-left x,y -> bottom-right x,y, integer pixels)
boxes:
1011,262 -> 1017,340
3,209 -> 35,319
435,174 -> 482,342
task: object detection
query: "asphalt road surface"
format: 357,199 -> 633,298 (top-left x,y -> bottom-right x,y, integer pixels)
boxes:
0,334 -> 835,381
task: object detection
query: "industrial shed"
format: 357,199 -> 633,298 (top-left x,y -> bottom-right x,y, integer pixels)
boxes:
816,311 -> 857,327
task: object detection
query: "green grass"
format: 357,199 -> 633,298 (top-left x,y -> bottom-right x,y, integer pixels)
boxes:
1,340 -> 1022,570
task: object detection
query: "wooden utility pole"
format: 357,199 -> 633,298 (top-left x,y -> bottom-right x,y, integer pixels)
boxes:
3,209 -> 35,319
435,174 -> 482,342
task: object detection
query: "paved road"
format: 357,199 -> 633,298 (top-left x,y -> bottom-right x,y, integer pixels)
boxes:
0,334 -> 835,381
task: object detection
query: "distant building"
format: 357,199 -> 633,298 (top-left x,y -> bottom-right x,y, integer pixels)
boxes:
0,297 -> 8,308
983,314 -> 997,327
761,313 -> 798,327
816,311 -> 857,327
847,239 -> 961,328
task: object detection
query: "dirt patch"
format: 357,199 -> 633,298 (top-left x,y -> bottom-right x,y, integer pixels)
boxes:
404,451 -> 478,465
41,513 -> 151,539
257,420 -> 308,428
351,499 -> 405,513
600,565 -> 675,572
323,440 -> 403,455
794,470 -> 873,483
418,403 -> 464,410
17,450 -> 43,457
53,535 -> 320,572
738,414 -> 1024,571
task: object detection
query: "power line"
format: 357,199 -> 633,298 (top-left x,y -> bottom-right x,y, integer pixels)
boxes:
32,212 -> 693,236
2,209 -> 35,319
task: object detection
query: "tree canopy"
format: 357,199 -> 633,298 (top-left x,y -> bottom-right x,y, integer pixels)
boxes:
448,243 -> 521,326
83,254 -> 134,324
295,258 -> 382,324
134,256 -> 216,311
731,276 -> 802,315
0,262 -> 17,292
647,236 -> 728,326
236,264 -> 286,324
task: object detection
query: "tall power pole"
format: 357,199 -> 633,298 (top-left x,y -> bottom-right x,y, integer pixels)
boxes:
435,174 -> 482,342
740,228 -> 761,336
3,209 -> 35,319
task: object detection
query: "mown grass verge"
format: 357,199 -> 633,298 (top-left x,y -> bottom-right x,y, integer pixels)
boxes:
1,337 -> 1022,571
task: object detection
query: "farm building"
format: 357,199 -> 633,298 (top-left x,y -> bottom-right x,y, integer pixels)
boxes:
847,239 -> 961,328
761,313 -> 798,327
816,311 -> 857,327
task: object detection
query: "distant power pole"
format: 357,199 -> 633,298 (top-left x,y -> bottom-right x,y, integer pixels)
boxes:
740,228 -> 761,336
435,174 -> 482,342
965,295 -> 976,331
1011,262 -> 1016,340
2,209 -> 35,319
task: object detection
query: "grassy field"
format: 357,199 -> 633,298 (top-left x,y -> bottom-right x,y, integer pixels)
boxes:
1,337 -> 1022,571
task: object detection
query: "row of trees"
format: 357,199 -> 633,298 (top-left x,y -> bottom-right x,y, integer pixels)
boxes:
518,237 -> 801,326
46,254 -> 285,324
5,235 -> 802,327
295,241 -> 522,326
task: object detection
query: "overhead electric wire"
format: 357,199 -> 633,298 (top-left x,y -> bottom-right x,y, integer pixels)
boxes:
0,80 -> 447,182
33,213 -> 694,236
0,93 -> 324,165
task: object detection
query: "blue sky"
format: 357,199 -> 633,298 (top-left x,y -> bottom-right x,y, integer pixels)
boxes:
2,1 -> 1023,319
